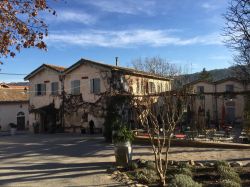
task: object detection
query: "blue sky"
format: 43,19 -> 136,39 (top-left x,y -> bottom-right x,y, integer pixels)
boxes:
1,0 -> 234,82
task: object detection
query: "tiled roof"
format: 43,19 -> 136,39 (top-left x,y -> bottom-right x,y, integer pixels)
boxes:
0,88 -> 28,102
65,58 -> 171,81
44,64 -> 66,72
24,64 -> 66,80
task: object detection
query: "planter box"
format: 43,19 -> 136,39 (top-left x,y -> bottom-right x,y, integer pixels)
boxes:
114,141 -> 132,167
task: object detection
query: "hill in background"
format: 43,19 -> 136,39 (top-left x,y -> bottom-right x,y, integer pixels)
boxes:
185,66 -> 236,83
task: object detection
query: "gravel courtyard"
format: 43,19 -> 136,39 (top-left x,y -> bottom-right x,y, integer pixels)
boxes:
0,134 -> 250,187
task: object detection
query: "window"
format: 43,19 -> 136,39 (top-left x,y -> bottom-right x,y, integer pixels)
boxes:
71,80 -> 80,95
157,84 -> 161,93
35,83 -> 46,96
197,86 -> 205,100
82,113 -> 88,122
136,79 -> 140,94
226,84 -> 234,92
165,82 -> 169,91
90,78 -> 100,94
140,80 -> 144,93
148,82 -> 155,93
197,86 -> 204,93
51,82 -> 59,95
145,81 -> 149,94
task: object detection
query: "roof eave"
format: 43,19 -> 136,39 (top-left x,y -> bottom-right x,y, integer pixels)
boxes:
24,64 -> 64,81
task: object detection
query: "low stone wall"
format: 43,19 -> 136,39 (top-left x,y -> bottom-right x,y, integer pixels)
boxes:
134,136 -> 250,149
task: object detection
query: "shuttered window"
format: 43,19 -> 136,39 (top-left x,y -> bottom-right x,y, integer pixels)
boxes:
90,78 -> 100,94
35,83 -> 46,96
51,82 -> 59,95
148,82 -> 155,93
71,80 -> 80,95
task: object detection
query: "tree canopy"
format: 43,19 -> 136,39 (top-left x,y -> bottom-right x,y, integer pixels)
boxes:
0,0 -> 55,64
131,57 -> 181,77
224,0 -> 250,80
198,68 -> 213,81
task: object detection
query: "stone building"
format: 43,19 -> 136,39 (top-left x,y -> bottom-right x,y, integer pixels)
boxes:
0,84 -> 29,131
24,58 -> 171,133
186,77 -> 250,129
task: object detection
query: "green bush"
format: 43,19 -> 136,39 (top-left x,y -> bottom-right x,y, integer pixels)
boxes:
215,160 -> 230,168
134,168 -> 159,184
145,161 -> 155,169
179,162 -> 193,169
220,179 -> 241,187
177,162 -> 193,177
113,125 -> 134,144
179,167 -> 193,177
129,161 -> 138,170
169,174 -> 202,187
218,165 -> 241,184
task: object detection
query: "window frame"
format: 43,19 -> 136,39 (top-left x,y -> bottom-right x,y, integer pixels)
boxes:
51,82 -> 59,96
35,83 -> 46,96
90,78 -> 101,94
71,80 -> 81,95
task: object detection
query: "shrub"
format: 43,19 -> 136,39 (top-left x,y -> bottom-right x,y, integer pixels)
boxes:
145,161 -> 155,169
179,162 -> 192,169
169,174 -> 202,187
215,160 -> 230,168
177,162 -> 193,177
134,168 -> 159,184
179,167 -> 193,177
220,179 -> 241,187
113,125 -> 134,144
9,123 -> 17,128
129,161 -> 138,170
218,165 -> 241,184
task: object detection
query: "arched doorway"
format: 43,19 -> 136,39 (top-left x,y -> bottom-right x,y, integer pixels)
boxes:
17,112 -> 25,130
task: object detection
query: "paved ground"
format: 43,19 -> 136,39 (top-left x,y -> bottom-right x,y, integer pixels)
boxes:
0,134 -> 250,187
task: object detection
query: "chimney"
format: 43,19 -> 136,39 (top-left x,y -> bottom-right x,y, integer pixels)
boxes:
115,57 -> 119,66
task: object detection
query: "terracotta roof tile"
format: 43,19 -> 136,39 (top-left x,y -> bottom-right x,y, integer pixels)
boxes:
0,88 -> 28,102
45,64 -> 66,72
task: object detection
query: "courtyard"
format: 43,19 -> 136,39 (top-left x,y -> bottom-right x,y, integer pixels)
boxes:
0,134 -> 250,187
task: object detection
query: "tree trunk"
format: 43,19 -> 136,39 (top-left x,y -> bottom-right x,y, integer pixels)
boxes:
160,175 -> 166,186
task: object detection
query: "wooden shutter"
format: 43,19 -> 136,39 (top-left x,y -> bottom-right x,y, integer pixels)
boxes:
94,78 -> 100,93
90,79 -> 94,93
35,84 -> 38,96
42,84 -> 46,95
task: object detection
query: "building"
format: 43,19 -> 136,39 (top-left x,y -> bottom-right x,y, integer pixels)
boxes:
24,58 -> 171,133
187,77 -> 250,129
0,83 -> 29,131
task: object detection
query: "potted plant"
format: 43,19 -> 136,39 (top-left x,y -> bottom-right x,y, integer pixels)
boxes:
9,123 -> 17,135
113,125 -> 134,167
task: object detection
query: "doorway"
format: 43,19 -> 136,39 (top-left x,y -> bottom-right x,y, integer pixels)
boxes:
17,112 -> 25,130
226,107 -> 235,124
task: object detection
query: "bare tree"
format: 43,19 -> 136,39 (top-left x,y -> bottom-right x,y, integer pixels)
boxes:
131,57 -> 181,77
224,0 -> 250,80
0,0 -> 56,64
133,88 -> 189,186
